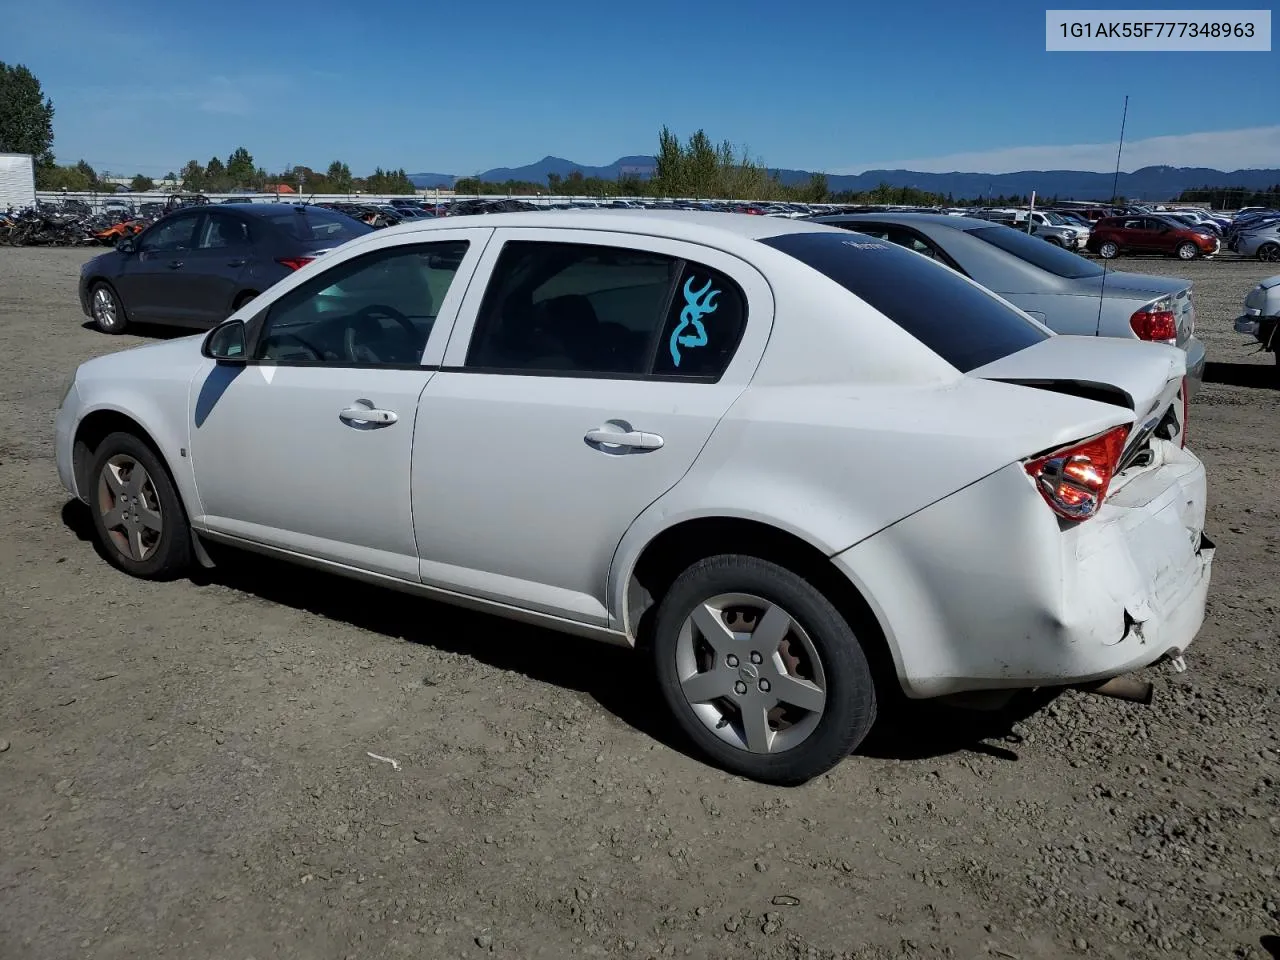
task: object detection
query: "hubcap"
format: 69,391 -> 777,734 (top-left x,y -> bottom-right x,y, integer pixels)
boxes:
97,454 -> 163,562
1263,246 -> 1280,262
1179,244 -> 1195,259
93,288 -> 116,326
1101,243 -> 1116,258
674,593 -> 827,755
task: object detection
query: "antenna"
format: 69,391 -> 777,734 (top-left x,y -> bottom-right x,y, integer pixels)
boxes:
1095,95 -> 1128,338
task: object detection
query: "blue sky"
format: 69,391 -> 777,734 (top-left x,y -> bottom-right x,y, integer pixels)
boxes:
5,0 -> 1276,177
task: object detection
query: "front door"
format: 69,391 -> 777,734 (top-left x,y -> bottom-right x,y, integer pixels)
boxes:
188,233 -> 485,580
117,211 -> 202,324
412,229 -> 772,625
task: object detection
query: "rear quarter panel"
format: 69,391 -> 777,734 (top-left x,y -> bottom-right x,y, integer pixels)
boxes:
608,376 -> 1133,632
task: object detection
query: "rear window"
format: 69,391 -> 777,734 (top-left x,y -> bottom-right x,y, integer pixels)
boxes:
759,231 -> 1049,373
259,206 -> 373,244
968,225 -> 1103,279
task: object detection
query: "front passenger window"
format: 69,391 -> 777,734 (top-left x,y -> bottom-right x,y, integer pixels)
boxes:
140,215 -> 197,253
255,241 -> 468,366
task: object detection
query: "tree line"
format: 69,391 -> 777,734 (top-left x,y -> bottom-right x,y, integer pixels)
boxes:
1176,185 -> 1280,210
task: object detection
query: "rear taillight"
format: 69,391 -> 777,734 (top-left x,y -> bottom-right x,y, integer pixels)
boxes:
1130,299 -> 1177,343
1024,424 -> 1131,522
277,256 -> 315,271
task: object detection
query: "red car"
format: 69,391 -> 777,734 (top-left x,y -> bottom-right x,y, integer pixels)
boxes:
1087,215 -> 1220,260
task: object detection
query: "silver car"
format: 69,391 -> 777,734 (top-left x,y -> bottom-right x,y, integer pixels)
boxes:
1232,222 -> 1280,262
813,213 -> 1206,393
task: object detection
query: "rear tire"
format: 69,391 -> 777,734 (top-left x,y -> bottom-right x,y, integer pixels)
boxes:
87,432 -> 191,580
1176,241 -> 1199,260
1258,243 -> 1280,263
90,281 -> 128,334
651,554 -> 877,785
1098,240 -> 1119,259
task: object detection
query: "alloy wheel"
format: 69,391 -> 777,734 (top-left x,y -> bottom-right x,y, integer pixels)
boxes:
96,454 -> 163,562
674,593 -> 827,754
92,287 -> 118,329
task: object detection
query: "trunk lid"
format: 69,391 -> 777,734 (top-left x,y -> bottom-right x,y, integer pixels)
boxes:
969,335 -> 1186,454
1071,271 -> 1195,346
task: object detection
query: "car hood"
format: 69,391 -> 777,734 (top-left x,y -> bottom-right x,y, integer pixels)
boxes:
77,333 -> 206,383
1068,270 -> 1190,301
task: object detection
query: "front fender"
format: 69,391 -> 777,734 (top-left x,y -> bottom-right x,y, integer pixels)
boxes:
68,388 -> 199,520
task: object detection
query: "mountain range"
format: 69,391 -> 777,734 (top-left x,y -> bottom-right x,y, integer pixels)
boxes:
409,156 -> 1280,200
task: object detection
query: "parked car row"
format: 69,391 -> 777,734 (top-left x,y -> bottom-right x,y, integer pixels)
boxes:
58,209 -> 1212,784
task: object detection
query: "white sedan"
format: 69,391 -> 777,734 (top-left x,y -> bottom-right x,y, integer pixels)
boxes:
55,210 -> 1215,784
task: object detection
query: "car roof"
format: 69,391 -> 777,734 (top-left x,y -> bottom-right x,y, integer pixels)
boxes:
814,212 -> 995,233
370,208 -> 842,243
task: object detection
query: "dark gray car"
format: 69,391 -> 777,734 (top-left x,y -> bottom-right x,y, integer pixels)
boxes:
812,213 -> 1207,393
79,203 -> 373,334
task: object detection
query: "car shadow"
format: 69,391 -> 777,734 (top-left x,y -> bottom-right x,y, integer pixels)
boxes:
79,320 -> 193,340
1204,360 -> 1278,390
59,499 -> 1054,769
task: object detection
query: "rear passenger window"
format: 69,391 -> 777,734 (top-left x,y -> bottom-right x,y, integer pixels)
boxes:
466,242 -> 746,379
652,263 -> 746,377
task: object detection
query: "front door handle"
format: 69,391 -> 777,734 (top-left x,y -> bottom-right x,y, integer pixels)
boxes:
339,401 -> 398,427
584,425 -> 664,450
226,258 -> 246,267
167,260 -> 184,269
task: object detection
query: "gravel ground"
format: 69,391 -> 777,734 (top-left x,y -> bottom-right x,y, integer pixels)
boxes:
0,247 -> 1277,960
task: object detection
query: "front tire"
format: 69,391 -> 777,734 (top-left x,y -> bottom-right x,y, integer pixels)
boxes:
88,432 -> 191,579
1098,240 -> 1119,259
1176,241 -> 1199,260
90,281 -> 128,334
651,555 -> 877,785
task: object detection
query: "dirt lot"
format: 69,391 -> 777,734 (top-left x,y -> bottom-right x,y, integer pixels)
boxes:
0,247 -> 1277,960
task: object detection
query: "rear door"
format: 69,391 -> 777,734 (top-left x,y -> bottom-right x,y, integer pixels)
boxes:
411,229 -> 773,625
178,212 -> 253,326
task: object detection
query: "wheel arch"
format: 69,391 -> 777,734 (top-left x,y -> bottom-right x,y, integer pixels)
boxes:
72,408 -> 170,502
618,515 -> 898,693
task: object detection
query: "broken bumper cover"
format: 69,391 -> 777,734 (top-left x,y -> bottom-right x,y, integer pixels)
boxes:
833,445 -> 1214,699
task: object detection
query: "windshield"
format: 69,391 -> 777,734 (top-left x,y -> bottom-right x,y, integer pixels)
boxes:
759,231 -> 1049,373
967,225 -> 1104,279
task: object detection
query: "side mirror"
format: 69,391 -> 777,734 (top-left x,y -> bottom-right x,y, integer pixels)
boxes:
116,236 -> 137,253
202,319 -> 248,364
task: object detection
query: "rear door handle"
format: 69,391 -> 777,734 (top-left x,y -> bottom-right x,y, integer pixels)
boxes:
226,258 -> 246,267
584,426 -> 664,450
339,402 -> 398,427
167,260 -> 184,269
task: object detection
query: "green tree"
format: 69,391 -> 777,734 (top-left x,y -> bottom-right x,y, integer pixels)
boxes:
796,172 -> 827,203
179,159 -> 205,191
73,160 -> 100,187
204,156 -> 227,191
546,172 -> 562,193
0,62 -> 55,168
164,171 -> 176,182
130,174 -> 155,192
225,147 -> 255,187
326,160 -> 353,193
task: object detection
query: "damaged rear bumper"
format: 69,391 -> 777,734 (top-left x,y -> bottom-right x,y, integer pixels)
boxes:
832,444 -> 1214,699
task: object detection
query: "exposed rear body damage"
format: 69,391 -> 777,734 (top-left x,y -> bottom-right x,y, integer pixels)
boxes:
832,336 -> 1208,698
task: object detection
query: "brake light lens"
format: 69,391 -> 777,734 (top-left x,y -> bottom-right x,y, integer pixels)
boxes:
277,256 -> 315,271
1130,297 -> 1177,343
1024,424 -> 1131,522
